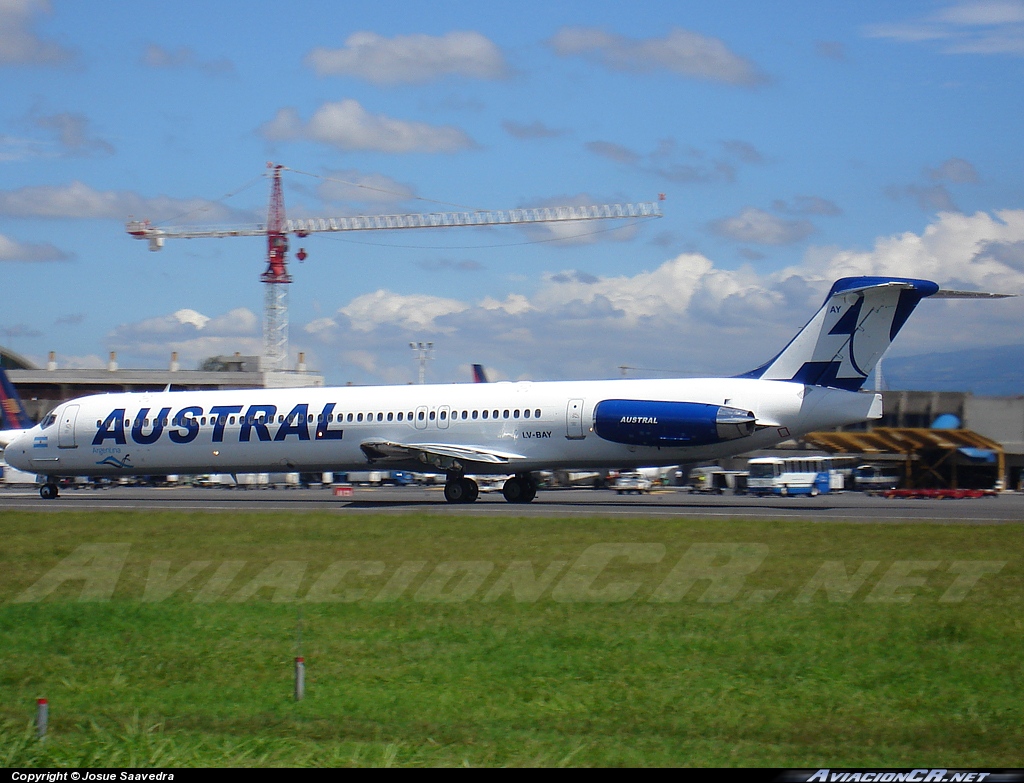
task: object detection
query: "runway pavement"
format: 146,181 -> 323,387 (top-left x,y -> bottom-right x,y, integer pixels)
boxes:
1,484 -> 1022,522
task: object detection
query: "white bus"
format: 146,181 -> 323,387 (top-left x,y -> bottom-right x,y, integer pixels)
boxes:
746,456 -> 844,497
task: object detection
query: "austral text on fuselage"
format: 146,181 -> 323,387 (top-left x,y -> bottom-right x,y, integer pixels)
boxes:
620,416 -> 658,424
91,403 -> 345,446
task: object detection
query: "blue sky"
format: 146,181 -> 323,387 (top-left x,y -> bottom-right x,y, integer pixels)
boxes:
2,0 -> 1024,385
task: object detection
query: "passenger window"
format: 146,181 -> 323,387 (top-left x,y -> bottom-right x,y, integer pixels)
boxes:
440,411 -> 447,420
357,413 -> 363,422
535,409 -> 541,418
503,410 -> 509,419
429,411 -> 436,421
482,410 -> 488,419
397,412 -> 403,421
462,411 -> 468,420
524,409 -> 530,419
493,410 -> 499,419
347,413 -> 353,422
418,411 -> 425,421
472,410 -> 478,419
387,412 -> 393,421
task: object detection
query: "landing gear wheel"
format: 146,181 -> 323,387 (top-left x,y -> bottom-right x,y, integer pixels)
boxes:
810,486 -> 819,497
502,474 -> 537,504
444,477 -> 479,504
444,480 -> 466,503
40,483 -> 59,500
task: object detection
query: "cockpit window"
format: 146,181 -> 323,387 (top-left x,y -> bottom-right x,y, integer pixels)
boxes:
40,413 -> 58,429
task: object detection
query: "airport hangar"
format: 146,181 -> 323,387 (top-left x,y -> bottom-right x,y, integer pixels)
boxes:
3,345 -> 1023,490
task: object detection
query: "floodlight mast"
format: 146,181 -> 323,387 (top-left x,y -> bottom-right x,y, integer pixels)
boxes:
126,166 -> 662,373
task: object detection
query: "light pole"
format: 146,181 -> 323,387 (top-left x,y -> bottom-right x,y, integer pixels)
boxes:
409,341 -> 434,384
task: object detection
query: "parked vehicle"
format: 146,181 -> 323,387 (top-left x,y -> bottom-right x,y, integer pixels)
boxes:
747,456 -> 844,496
614,471 -> 653,494
686,466 -> 748,494
851,464 -> 900,491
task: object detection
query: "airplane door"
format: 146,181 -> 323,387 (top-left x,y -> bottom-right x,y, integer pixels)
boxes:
414,405 -> 428,430
566,398 -> 585,440
437,405 -> 450,430
58,404 -> 80,448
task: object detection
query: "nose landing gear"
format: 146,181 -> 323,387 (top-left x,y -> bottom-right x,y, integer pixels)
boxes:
40,481 -> 59,500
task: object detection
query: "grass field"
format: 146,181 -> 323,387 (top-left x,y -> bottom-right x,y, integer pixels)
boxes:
1,509 -> 1021,767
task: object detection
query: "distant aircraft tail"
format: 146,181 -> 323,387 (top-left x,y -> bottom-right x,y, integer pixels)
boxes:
472,364 -> 489,383
742,277 -> 942,391
0,366 -> 31,430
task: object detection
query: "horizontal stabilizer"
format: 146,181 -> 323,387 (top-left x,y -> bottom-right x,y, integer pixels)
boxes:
932,289 -> 1017,299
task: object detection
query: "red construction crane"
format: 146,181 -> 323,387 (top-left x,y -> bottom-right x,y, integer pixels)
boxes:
127,165 -> 662,372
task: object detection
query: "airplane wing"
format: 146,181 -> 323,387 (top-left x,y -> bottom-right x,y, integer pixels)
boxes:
360,439 -> 527,471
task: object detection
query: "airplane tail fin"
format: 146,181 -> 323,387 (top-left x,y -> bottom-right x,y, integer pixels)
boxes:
741,277 -> 942,391
472,364 -> 489,383
0,366 -> 32,431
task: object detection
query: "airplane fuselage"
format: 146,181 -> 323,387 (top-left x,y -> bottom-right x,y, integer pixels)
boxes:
5,377 -> 881,478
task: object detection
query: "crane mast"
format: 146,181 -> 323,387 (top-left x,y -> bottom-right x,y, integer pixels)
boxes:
260,165 -> 291,372
127,166 -> 662,373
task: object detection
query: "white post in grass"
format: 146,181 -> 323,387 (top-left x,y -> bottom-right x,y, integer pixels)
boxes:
36,698 -> 48,740
295,657 -> 305,701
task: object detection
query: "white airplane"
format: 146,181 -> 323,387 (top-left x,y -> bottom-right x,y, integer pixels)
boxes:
0,276 -> 1004,503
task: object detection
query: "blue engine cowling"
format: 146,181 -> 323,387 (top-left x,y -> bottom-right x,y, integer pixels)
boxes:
593,399 -> 756,447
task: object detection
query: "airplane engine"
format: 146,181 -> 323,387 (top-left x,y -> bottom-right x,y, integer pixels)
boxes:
593,399 -> 756,448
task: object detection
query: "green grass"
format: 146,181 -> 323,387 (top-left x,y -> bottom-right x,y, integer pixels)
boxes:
1,510 -> 1022,766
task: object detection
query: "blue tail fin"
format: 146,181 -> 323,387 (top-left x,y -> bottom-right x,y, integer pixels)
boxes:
742,277 -> 939,391
472,364 -> 489,383
0,366 -> 32,430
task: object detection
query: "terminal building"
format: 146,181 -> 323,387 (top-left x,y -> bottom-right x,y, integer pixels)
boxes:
1,346 -> 323,422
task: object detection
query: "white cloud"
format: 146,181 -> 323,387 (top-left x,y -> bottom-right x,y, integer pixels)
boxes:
140,44 -> 234,76
339,290 -> 469,333
709,207 -> 816,245
549,26 -> 769,86
315,169 -> 416,205
305,31 -> 508,84
0,0 -> 75,67
260,100 -> 475,154
0,180 -> 246,221
31,110 -> 113,157
866,2 -> 1024,55
301,210 -> 1024,383
108,307 -> 261,367
586,137 -> 756,184
0,231 -> 71,261
502,120 -> 567,140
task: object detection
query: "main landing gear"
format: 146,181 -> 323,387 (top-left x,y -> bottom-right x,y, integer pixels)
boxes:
443,475 -> 479,504
442,473 -> 538,504
502,473 -> 537,504
39,480 -> 59,500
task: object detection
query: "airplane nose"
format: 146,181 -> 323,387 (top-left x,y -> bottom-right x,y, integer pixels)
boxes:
4,433 -> 33,471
